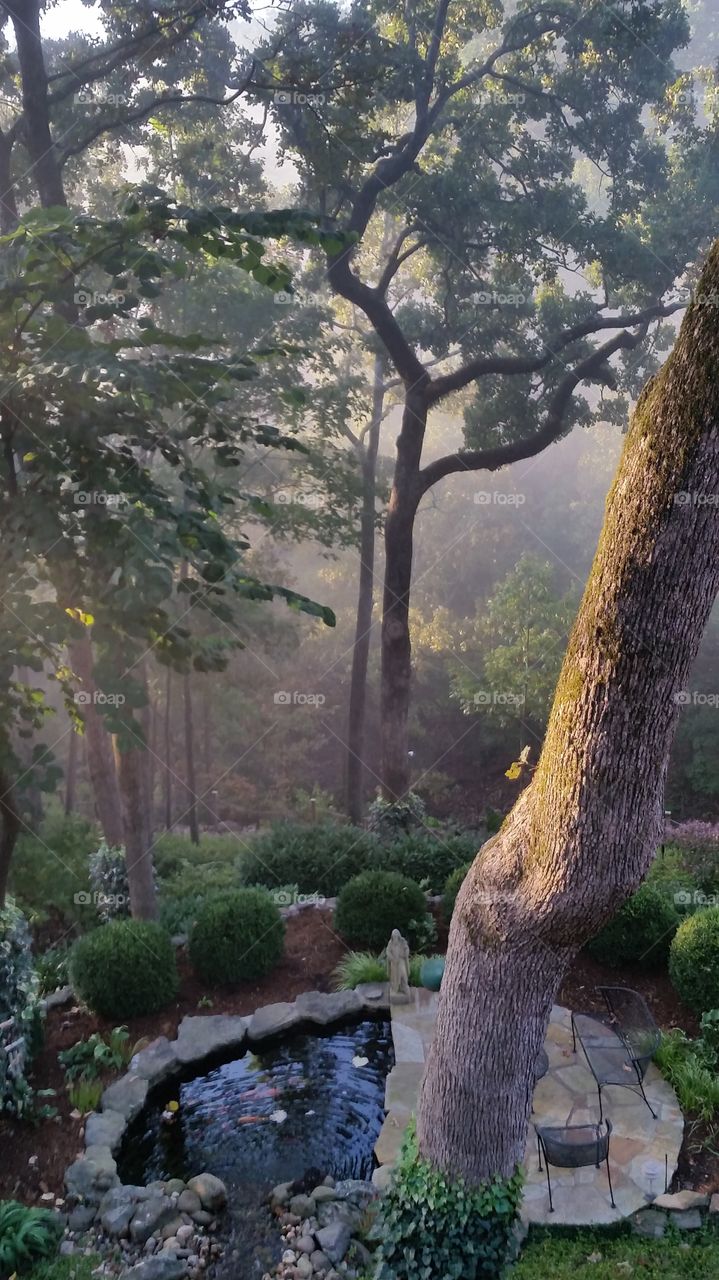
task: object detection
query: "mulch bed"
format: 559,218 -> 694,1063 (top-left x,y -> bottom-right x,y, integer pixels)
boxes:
3,911 -> 717,1208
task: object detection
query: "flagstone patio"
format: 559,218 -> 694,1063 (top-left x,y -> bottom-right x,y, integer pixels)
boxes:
372,988 -> 684,1225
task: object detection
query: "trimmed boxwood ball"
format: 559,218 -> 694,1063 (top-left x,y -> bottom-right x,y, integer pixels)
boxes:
669,907 -> 719,1014
585,881 -> 680,970
69,920 -> 178,1019
442,863 -> 472,923
334,870 -> 429,951
189,888 -> 285,986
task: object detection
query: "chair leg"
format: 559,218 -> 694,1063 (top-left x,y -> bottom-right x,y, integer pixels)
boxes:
598,1084 -> 604,1125
605,1156 -> 616,1209
544,1158 -> 554,1213
537,1134 -> 543,1172
638,1078 -> 658,1120
571,1016 -> 577,1053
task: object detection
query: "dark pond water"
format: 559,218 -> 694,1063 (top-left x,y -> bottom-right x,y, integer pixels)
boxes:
118,1018 -> 394,1280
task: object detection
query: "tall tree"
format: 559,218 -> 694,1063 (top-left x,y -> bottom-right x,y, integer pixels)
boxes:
418,240 -> 719,1184
255,0 -> 719,798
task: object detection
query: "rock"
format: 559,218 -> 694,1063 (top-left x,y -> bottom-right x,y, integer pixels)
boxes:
295,1235 -> 315,1255
177,1190 -> 202,1216
186,1174 -> 227,1212
674,1209 -> 704,1230
162,1218 -> 186,1241
102,1074 -> 150,1123
295,1256 -> 313,1279
631,1208 -> 667,1239
85,1109 -> 128,1152
332,1179 -> 376,1205
347,1239 -> 372,1268
325,1272 -> 342,1280
270,1181 -> 293,1208
317,1200 -> 362,1231
130,1197 -> 178,1245
355,982 -> 390,1010
102,1202 -> 135,1238
68,1205 -> 97,1232
294,990 -> 362,1026
59,1241 -> 76,1256
315,1222 -> 351,1264
130,1037 -> 179,1085
175,1015 -> 249,1065
653,1190 -> 709,1211
310,1251 -> 331,1271
119,1257 -> 188,1280
711,1193 -> 719,1214
65,1147 -> 119,1204
247,1001 -> 304,1041
176,1225 -> 194,1246
289,1194 -> 315,1218
44,984 -> 74,1009
191,1210 -> 213,1227
162,1238 -> 181,1252
311,1186 -> 337,1203
166,1180 -> 186,1196
371,1165 -> 394,1192
279,1212 -> 301,1227
323,1176 -> 336,1188
282,1250 -> 297,1265
147,1181 -> 168,1195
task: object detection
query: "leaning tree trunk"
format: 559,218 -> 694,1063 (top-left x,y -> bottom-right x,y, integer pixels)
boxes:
346,354 -> 384,823
418,242 -> 719,1185
380,391 -> 426,799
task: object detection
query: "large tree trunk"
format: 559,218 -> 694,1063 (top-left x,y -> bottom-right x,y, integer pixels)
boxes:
64,727 -> 78,817
6,0 -> 67,209
117,744 -> 158,921
183,671 -> 200,844
0,767 -> 21,907
380,392 -> 426,799
418,242 -> 719,1185
70,636 -> 125,847
163,667 -> 173,829
346,354 -> 384,823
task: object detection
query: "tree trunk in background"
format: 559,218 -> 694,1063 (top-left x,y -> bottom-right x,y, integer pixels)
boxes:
380,392 -> 426,799
346,353 -> 384,823
6,0 -> 67,209
117,744 -> 157,920
64,728 -> 78,816
183,671 -> 200,844
0,768 -> 21,907
141,668 -> 155,839
70,636 -> 124,847
164,667 -> 173,829
418,243 -> 719,1185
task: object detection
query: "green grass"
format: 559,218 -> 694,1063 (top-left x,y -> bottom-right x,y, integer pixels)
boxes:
333,950 -> 445,989
25,1255 -> 102,1279
655,1029 -> 719,1124
513,1223 -> 719,1278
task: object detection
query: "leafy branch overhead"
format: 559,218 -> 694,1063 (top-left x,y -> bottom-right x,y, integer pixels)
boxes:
0,195 -> 347,763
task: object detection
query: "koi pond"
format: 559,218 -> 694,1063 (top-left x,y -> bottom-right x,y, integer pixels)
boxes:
118,1018 -> 394,1276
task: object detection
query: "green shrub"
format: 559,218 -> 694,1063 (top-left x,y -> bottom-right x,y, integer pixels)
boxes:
88,840 -> 131,923
442,864 -> 472,922
379,835 -> 478,895
333,950 -> 444,990
0,900 -> 42,1116
189,889 -> 284,986
159,892 -> 208,937
655,1027 -> 719,1123
0,1200 -> 62,1276
669,907 -> 719,1013
69,920 -> 178,1019
335,871 -> 430,951
8,810 -> 97,924
374,1125 -> 522,1280
586,881 -> 680,970
154,833 -> 245,883
368,792 -> 426,840
241,823 -> 379,897
33,944 -> 70,997
647,847 -> 700,913
665,822 -> 719,894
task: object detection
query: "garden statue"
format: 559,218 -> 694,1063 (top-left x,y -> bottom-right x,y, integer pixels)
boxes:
387,929 -> 411,1003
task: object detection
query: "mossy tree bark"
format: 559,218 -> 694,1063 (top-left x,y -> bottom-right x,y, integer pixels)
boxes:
418,241 -> 719,1184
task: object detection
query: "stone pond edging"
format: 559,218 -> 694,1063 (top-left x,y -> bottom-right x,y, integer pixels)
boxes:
61,983 -> 391,1278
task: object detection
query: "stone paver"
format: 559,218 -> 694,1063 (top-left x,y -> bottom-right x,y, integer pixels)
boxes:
376,993 -> 684,1226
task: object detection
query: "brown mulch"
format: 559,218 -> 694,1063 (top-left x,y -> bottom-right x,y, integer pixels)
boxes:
3,916 -> 718,1208
0,909 -> 346,1205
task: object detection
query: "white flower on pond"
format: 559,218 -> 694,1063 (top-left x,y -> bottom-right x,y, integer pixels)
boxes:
269,1109 -> 288,1124
352,1054 -> 369,1068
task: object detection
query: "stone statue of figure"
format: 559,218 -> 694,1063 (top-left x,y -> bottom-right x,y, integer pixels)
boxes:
387,928 -> 411,1003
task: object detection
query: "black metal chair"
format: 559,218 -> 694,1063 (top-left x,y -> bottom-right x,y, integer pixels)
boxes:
571,985 -> 660,1122
535,1119 -> 615,1213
